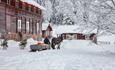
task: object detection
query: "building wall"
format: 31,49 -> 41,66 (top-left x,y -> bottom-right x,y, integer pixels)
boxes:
6,6 -> 16,33
0,4 -> 6,33
0,1 -> 43,40
61,33 -> 86,40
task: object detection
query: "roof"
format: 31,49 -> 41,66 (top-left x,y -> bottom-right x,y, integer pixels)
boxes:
42,23 -> 53,31
42,23 -> 49,30
47,24 -> 53,31
21,0 -> 46,10
54,25 -> 97,35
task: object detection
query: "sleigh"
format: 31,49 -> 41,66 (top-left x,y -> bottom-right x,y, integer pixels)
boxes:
30,41 -> 50,52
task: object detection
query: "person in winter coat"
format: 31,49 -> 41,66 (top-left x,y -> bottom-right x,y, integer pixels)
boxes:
44,36 -> 50,45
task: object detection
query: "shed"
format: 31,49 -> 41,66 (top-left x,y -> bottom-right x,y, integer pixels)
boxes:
42,23 -> 53,38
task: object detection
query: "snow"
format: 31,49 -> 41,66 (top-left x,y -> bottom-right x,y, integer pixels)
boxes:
61,40 -> 115,53
1,24 -> 115,70
97,35 -> 115,46
98,35 -> 115,42
54,25 -> 80,34
53,25 -> 98,35
0,38 -> 115,70
42,21 -> 53,30
42,23 -> 49,30
21,0 -> 46,10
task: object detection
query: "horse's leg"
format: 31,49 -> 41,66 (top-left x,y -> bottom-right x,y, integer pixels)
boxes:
57,43 -> 61,49
51,42 -> 55,49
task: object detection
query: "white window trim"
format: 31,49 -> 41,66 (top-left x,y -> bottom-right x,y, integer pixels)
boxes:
26,21 -> 29,32
37,23 -> 39,34
18,20 -> 21,31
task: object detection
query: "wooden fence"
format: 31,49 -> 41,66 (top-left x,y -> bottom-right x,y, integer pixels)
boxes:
97,41 -> 113,45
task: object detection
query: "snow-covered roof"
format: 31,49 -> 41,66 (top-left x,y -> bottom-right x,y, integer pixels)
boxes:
21,0 -> 46,10
42,23 -> 53,30
54,25 -> 97,35
42,23 -> 49,30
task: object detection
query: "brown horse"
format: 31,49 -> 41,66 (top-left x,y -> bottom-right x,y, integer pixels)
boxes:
51,36 -> 63,49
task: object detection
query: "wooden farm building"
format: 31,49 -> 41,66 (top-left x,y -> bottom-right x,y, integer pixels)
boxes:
54,25 -> 97,41
42,23 -> 53,38
61,33 -> 86,40
0,0 -> 45,41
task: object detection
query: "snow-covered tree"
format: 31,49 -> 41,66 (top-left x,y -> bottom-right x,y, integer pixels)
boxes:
19,39 -> 27,49
1,39 -> 8,50
35,0 -> 115,35
87,0 -> 115,35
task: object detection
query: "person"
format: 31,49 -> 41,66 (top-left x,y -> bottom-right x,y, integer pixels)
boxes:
44,36 -> 50,45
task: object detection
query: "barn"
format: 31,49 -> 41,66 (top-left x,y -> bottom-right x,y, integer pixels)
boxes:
0,0 -> 45,41
61,33 -> 85,40
54,25 -> 97,40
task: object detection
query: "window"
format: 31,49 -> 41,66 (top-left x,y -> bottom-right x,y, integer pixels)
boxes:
30,19 -> 34,34
17,19 -> 22,32
29,19 -> 32,34
19,0 -> 22,9
26,21 -> 29,33
1,0 -> 7,3
36,7 -> 39,13
25,3 -> 29,11
37,23 -> 39,34
10,0 -> 15,6
28,5 -> 31,12
33,6 -> 36,13
7,0 -> 10,4
39,10 -> 42,15
31,5 -> 34,12
15,0 -> 19,8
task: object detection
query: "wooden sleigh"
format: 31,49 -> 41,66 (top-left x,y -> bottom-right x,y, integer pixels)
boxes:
30,41 -> 50,52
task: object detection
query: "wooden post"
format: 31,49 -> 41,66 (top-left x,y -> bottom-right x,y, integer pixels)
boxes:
5,3 -> 7,33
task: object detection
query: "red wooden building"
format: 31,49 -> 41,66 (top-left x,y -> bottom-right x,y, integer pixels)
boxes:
0,0 -> 43,40
42,24 -> 53,38
61,33 -> 86,40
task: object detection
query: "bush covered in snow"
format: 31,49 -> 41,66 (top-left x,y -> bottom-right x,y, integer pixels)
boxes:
19,39 -> 27,49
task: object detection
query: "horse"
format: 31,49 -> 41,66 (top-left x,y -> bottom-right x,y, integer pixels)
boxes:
51,36 -> 63,49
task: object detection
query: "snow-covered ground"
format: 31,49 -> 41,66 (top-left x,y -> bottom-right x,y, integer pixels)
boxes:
0,38 -> 115,70
0,25 -> 115,70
